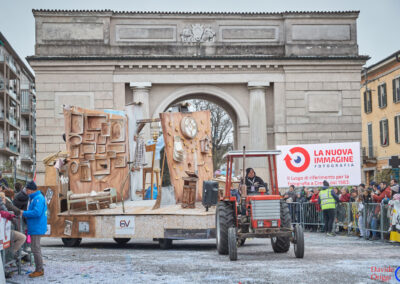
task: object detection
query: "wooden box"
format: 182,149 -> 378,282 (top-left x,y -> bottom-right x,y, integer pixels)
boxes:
181,172 -> 198,208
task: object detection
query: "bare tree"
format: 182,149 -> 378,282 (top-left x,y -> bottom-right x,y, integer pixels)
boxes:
190,99 -> 233,170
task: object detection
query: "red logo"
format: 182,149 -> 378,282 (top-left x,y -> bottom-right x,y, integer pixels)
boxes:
284,147 -> 311,173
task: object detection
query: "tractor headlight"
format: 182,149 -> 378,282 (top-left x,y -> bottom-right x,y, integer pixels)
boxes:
257,221 -> 264,227
271,220 -> 278,227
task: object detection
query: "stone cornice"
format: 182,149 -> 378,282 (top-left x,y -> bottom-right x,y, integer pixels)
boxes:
32,9 -> 360,17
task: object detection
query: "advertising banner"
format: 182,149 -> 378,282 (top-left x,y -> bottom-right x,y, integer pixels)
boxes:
3,220 -> 11,249
277,142 -> 361,188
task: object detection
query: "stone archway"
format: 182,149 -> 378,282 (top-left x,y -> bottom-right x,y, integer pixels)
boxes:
151,85 -> 249,149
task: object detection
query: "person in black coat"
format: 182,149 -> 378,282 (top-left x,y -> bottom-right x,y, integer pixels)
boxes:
13,188 -> 29,210
245,168 -> 268,195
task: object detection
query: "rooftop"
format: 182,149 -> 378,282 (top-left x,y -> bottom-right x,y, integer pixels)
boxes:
32,9 -> 359,16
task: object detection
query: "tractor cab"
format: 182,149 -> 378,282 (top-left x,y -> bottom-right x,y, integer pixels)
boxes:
215,149 -> 304,261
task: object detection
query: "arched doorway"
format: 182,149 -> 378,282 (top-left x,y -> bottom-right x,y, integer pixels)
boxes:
151,85 -> 249,151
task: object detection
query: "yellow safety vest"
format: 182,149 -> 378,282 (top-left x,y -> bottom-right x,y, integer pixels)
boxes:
320,188 -> 336,210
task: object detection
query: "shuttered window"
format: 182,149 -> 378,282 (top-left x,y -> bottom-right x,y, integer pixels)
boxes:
380,119 -> 389,146
363,90 -> 372,113
378,83 -> 387,108
393,78 -> 400,103
395,115 -> 400,144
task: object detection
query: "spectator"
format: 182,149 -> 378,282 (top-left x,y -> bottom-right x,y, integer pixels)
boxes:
21,181 -> 47,278
13,187 -> 29,210
284,185 -> 296,219
356,194 -> 366,239
284,185 -> 296,201
350,189 -> 358,202
305,188 -> 313,201
295,191 -> 307,223
0,171 -> 9,189
339,187 -> 350,202
390,179 -> 399,196
14,182 -> 22,193
319,180 -> 340,236
0,193 -> 26,258
309,188 -> 321,232
372,181 -> 391,203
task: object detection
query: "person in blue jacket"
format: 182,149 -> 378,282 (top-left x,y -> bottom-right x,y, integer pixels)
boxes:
20,181 -> 47,278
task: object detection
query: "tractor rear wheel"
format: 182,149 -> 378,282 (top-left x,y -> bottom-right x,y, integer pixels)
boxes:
228,227 -> 238,261
216,201 -> 235,255
271,200 -> 291,253
293,224 -> 304,258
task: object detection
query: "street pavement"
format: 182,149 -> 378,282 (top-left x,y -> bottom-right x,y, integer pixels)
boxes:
8,232 -> 400,284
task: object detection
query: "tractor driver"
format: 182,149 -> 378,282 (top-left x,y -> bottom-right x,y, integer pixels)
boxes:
245,168 -> 268,195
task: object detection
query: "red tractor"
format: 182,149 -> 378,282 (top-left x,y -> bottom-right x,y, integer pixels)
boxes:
216,149 -> 304,261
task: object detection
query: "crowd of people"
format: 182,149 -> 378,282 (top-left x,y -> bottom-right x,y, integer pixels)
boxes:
283,179 -> 400,239
0,170 -> 47,279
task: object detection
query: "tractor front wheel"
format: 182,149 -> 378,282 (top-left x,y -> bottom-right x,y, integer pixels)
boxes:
228,227 -> 238,261
293,224 -> 304,258
271,200 -> 291,253
216,201 -> 235,255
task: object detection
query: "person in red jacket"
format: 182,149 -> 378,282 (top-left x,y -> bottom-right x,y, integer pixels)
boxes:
372,181 -> 391,203
339,187 -> 350,203
309,189 -> 321,232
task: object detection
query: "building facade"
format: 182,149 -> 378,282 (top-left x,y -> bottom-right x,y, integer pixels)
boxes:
361,51 -> 400,184
28,10 -> 367,185
0,32 -> 36,182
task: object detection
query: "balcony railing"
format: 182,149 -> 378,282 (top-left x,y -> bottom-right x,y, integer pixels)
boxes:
21,130 -> 30,136
362,146 -> 377,161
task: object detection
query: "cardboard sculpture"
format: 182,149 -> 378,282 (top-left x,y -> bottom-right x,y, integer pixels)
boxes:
160,111 -> 213,202
64,106 -> 129,200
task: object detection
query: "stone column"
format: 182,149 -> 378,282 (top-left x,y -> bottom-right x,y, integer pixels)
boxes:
129,82 -> 152,199
248,82 -> 269,150
248,81 -> 269,175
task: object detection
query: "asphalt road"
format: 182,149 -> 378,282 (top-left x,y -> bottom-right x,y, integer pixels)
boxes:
7,232 -> 400,284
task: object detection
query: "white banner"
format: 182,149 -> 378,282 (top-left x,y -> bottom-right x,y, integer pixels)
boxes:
3,220 -> 11,249
115,216 -> 135,236
277,142 -> 361,188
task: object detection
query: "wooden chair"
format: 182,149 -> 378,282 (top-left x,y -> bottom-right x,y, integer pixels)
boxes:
142,144 -> 160,200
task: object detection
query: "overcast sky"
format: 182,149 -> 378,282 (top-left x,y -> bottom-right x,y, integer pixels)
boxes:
1,0 -> 399,72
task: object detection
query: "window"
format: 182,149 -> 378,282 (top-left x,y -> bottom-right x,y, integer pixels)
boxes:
367,123 -> 374,158
380,119 -> 389,146
393,77 -> 400,103
363,90 -> 372,113
378,83 -> 387,108
395,114 -> 400,144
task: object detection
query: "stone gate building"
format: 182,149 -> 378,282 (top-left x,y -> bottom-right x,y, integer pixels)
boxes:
28,9 -> 368,185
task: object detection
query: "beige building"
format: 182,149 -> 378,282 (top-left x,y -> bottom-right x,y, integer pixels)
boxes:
361,50 -> 400,184
28,10 -> 367,186
0,32 -> 36,181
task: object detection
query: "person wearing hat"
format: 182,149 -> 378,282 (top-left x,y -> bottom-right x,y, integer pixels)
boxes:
0,171 -> 9,189
20,181 -> 47,278
318,180 -> 340,236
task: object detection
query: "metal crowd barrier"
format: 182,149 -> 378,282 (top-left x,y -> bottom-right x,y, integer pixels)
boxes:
1,215 -> 31,277
286,201 -> 393,241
